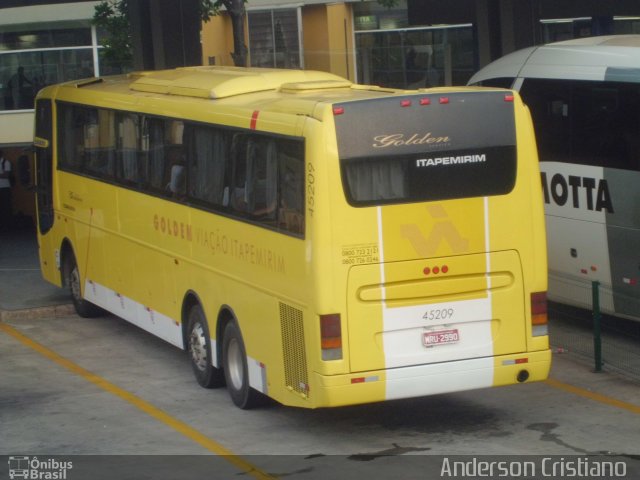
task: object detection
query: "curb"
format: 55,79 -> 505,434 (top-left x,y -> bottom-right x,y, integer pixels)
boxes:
0,304 -> 75,322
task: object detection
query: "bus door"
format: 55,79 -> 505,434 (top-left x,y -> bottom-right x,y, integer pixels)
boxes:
333,91 -> 529,372
34,99 -> 57,281
35,99 -> 54,234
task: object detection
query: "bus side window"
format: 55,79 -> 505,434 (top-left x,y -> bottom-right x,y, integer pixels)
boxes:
229,133 -> 249,213
116,113 -> 141,186
58,104 -> 89,171
277,142 -> 304,235
165,145 -> 186,198
520,78 -> 572,164
521,78 -> 640,171
141,117 -> 167,192
245,138 -> 277,220
474,77 -> 515,89
84,109 -> 115,178
221,132 -> 304,235
186,124 -> 227,206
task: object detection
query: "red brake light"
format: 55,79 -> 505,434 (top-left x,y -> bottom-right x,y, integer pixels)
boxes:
531,292 -> 548,325
320,314 -> 343,360
333,106 -> 344,115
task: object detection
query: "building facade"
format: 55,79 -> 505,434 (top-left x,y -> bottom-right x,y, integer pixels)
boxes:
0,1 -> 108,222
203,0 -> 640,88
2,0 -> 640,223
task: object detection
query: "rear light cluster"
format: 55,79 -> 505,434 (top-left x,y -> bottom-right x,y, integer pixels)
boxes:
320,314 -> 343,360
531,291 -> 548,337
334,92 -> 513,115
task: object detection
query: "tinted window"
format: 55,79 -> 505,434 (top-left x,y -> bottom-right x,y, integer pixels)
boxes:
474,77 -> 515,89
187,125 -> 227,206
115,112 -> 141,185
58,104 -> 94,170
141,117 -> 169,192
225,133 -> 304,235
343,146 -> 516,206
56,102 -> 305,236
520,78 -> 640,171
335,92 -> 518,206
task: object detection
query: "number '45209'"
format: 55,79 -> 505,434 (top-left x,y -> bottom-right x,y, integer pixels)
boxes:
423,308 -> 455,321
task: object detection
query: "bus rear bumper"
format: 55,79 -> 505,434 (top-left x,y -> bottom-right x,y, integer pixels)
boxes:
310,349 -> 551,408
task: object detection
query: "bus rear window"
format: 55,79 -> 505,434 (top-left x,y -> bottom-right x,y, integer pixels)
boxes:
342,146 -> 517,206
334,91 -> 518,206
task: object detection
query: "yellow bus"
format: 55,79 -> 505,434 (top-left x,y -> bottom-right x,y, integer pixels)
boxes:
34,67 -> 550,409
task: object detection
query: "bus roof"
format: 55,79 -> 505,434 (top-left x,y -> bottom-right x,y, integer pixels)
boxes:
127,66 -> 353,99
468,34 -> 640,84
41,66 -> 499,122
41,66 -> 428,118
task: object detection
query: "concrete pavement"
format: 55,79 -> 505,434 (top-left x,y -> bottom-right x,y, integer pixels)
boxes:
0,226 -> 73,321
1,226 -> 639,479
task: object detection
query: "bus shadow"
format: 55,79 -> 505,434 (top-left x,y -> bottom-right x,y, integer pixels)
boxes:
274,392 -> 507,438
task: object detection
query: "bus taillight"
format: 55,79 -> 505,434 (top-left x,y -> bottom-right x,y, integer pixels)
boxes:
531,292 -> 548,336
320,314 -> 343,360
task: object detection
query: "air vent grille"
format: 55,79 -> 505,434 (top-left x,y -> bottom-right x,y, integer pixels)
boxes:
279,303 -> 309,398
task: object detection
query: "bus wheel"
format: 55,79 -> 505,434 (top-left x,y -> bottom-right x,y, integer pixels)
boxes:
62,253 -> 103,318
187,305 -> 225,389
222,321 -> 265,409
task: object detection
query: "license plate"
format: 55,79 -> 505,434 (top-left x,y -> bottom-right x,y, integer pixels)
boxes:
423,329 -> 460,347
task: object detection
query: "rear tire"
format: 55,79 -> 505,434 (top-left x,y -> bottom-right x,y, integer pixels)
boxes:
62,252 -> 103,318
187,304 -> 225,388
222,321 -> 265,409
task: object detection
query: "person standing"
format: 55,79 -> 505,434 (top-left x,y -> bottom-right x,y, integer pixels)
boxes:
8,66 -> 33,109
0,150 -> 13,231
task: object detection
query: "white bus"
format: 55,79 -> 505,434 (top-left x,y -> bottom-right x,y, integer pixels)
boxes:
469,35 -> 640,321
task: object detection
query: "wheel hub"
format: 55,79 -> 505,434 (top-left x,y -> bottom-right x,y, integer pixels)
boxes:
189,323 -> 208,371
227,338 -> 244,390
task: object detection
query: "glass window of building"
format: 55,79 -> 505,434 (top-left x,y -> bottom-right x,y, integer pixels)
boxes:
614,16 -> 640,34
353,1 -> 476,88
541,17 -> 596,42
0,20 -> 101,112
541,16 -> 640,43
248,9 -> 302,69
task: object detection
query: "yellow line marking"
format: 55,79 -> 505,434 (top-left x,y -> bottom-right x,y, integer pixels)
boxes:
0,322 -> 275,480
545,378 -> 640,415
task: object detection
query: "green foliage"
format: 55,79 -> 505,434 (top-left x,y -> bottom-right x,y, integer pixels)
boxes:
199,0 -> 223,22
93,0 -> 133,71
195,0 -> 248,23
95,0 -> 395,70
92,0 -> 238,68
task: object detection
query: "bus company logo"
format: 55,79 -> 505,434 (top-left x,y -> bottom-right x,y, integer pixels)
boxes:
372,132 -> 451,149
415,154 -> 487,168
8,456 -> 73,479
541,172 -> 614,213
400,204 -> 469,256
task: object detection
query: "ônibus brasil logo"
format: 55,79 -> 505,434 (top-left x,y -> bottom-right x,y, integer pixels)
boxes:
8,456 -> 72,480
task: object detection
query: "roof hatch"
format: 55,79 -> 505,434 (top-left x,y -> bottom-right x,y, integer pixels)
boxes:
129,66 -> 351,99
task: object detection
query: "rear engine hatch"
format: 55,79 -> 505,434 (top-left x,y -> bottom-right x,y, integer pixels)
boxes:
346,250 -> 526,372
